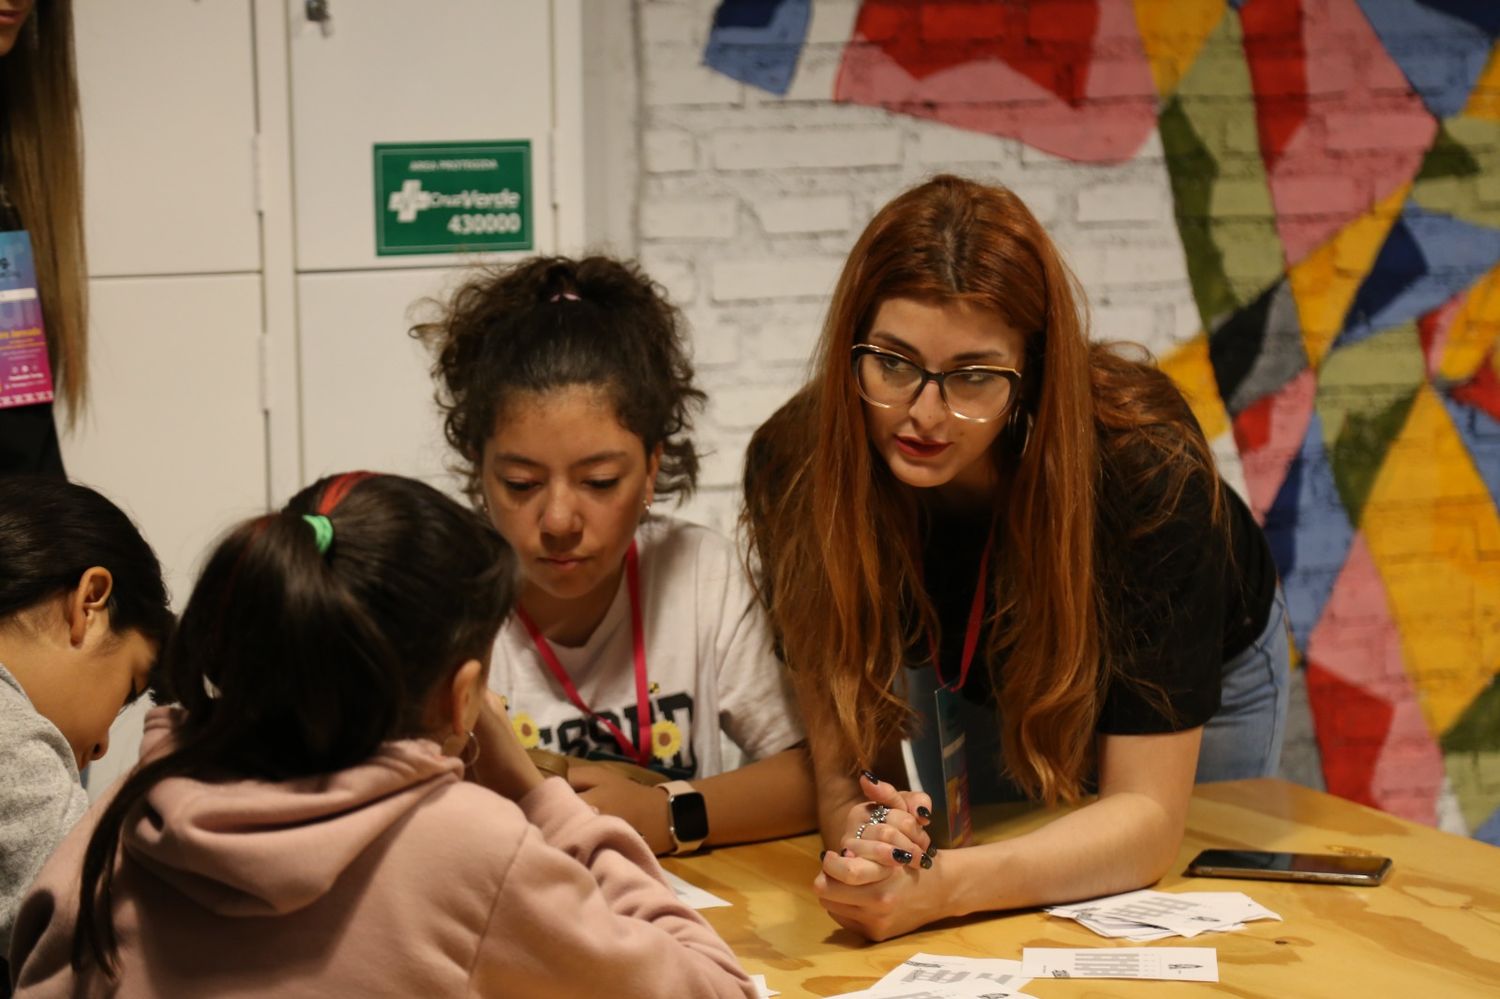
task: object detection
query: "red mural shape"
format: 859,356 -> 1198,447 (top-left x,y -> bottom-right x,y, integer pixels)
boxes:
1233,368 -> 1316,521
1241,0 -> 1310,174
1417,292 -> 1465,378
1254,0 -> 1436,265
835,0 -> 1156,163
1451,347 -> 1500,420
1305,661 -> 1393,810
1305,535 -> 1444,825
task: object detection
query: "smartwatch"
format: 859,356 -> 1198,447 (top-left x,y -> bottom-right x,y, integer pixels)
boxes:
657,780 -> 708,854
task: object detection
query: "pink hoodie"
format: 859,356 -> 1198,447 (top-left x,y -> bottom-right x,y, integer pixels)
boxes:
11,708 -> 755,998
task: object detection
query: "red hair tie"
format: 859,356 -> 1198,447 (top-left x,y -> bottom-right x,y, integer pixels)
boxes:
317,471 -> 379,515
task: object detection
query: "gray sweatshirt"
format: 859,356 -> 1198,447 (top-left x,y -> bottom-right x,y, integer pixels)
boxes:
0,662 -> 88,960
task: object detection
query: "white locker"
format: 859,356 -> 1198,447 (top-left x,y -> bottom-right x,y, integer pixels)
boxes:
67,275 -> 268,786
287,0 -> 557,271
297,267 -> 461,486
74,0 -> 261,276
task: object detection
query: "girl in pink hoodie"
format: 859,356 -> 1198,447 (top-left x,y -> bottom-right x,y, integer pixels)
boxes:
9,472 -> 755,999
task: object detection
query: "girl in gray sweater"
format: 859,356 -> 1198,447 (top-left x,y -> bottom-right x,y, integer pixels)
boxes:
0,476 -> 171,972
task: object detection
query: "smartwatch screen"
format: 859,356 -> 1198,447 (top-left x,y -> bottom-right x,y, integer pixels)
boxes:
671,790 -> 709,843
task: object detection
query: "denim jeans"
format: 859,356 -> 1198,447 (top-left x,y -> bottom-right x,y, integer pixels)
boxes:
1194,585 -> 1291,782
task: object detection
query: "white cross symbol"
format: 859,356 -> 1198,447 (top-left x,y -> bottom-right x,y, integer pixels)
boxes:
387,179 -> 429,222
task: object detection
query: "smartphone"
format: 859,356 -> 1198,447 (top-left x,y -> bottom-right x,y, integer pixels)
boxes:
1186,849 -> 1392,886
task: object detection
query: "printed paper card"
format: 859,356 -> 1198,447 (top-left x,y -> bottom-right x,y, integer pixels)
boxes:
871,953 -> 1031,995
0,230 -> 55,410
1021,947 -> 1219,982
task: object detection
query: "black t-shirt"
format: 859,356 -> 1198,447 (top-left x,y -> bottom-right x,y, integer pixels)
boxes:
917,449 -> 1276,737
0,403 -> 65,477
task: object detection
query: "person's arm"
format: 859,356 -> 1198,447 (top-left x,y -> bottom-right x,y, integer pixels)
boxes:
817,726 -> 1201,940
569,744 -> 816,854
471,773 -> 755,998
0,714 -> 90,954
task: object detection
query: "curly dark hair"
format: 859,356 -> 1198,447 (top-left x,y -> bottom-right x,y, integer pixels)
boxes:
412,255 -> 705,506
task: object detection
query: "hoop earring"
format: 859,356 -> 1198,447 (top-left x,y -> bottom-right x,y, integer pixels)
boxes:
459,730 -> 481,769
1009,408 -> 1033,459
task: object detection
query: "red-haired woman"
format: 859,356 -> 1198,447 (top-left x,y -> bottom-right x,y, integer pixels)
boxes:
743,175 -> 1289,941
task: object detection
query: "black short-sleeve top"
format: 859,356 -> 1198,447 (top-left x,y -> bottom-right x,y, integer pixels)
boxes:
917,441 -> 1277,737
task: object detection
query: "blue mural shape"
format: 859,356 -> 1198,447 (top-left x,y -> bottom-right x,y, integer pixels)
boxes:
1441,390 -> 1500,510
1358,0 -> 1496,117
1337,204 -> 1500,349
1262,412 -> 1358,650
703,0 -> 812,97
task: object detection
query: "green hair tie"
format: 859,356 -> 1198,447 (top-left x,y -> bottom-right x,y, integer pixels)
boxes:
302,514 -> 334,555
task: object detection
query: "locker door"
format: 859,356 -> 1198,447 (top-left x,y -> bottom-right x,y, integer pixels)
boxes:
287,0 -> 556,271
69,2 -> 269,792
74,0 -> 261,276
287,0 -> 560,483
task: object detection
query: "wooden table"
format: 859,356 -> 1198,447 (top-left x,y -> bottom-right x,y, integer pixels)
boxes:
663,779 -> 1500,998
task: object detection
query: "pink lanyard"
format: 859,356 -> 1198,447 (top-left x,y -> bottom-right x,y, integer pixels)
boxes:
515,541 -> 653,766
926,530 -> 994,692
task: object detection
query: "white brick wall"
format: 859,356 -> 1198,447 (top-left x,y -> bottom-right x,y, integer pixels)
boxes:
631,0 -> 1205,531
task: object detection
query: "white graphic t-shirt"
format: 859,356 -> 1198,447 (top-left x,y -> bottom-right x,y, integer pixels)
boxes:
490,516 -> 803,779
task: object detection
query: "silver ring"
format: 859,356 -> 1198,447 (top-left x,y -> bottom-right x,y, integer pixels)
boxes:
854,821 -> 872,840
869,805 -> 890,825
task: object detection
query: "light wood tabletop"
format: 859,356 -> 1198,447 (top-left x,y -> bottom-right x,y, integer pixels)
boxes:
663,778 -> 1500,998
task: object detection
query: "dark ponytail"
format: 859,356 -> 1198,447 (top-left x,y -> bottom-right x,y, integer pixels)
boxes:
72,473 -> 516,975
413,255 -> 705,507
0,475 -> 172,655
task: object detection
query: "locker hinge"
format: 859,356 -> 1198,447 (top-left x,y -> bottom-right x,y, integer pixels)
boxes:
257,332 -> 272,414
252,133 -> 266,215
548,129 -> 559,209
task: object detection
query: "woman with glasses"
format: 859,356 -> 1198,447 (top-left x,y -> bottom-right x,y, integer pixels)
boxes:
743,175 -> 1288,941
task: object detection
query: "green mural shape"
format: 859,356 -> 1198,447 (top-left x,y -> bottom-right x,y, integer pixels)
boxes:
1161,97 -> 1237,327
1442,674 -> 1500,753
1412,115 -> 1500,230
1160,12 -> 1284,330
1316,323 -> 1424,523
1444,748 -> 1500,833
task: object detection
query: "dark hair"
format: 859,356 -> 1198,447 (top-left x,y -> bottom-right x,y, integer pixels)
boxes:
73,472 -> 517,975
413,255 -> 705,506
0,475 -> 172,658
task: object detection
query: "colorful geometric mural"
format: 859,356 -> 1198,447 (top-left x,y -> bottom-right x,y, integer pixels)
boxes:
704,0 -> 1500,842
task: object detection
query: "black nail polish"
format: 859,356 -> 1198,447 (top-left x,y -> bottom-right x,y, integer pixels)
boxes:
861,769 -> 880,784
820,849 -> 830,861
916,805 -> 931,819
893,848 -> 913,864
925,845 -> 938,859
920,853 -> 934,870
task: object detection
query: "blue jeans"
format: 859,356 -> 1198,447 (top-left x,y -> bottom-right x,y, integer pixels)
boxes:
1195,585 -> 1291,782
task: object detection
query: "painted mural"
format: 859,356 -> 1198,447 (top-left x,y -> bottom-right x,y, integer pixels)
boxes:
704,0 -> 1500,842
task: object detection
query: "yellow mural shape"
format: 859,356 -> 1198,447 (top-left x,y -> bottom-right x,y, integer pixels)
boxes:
1439,264 -> 1500,383
1361,386 -> 1500,736
1160,332 -> 1230,441
1464,46 -> 1500,122
1288,184 -> 1410,369
1133,0 -> 1227,99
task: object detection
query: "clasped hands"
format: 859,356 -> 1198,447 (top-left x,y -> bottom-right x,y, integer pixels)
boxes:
816,772 -> 952,941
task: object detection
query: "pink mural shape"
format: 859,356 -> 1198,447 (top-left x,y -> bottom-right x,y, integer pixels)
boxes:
834,0 -> 1156,164
1232,367 -> 1317,521
1418,291 -> 1464,379
1257,0 -> 1436,265
1305,534 -> 1444,825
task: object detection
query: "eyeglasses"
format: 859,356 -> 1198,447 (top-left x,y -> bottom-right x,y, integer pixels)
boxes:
851,344 -> 1021,423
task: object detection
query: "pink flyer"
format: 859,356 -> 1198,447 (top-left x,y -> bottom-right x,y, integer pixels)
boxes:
0,229 -> 55,410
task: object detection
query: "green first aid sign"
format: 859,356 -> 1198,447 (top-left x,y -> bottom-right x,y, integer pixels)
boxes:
373,140 -> 532,255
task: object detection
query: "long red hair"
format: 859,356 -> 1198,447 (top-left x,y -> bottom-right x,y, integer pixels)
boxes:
744,175 -> 1220,803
